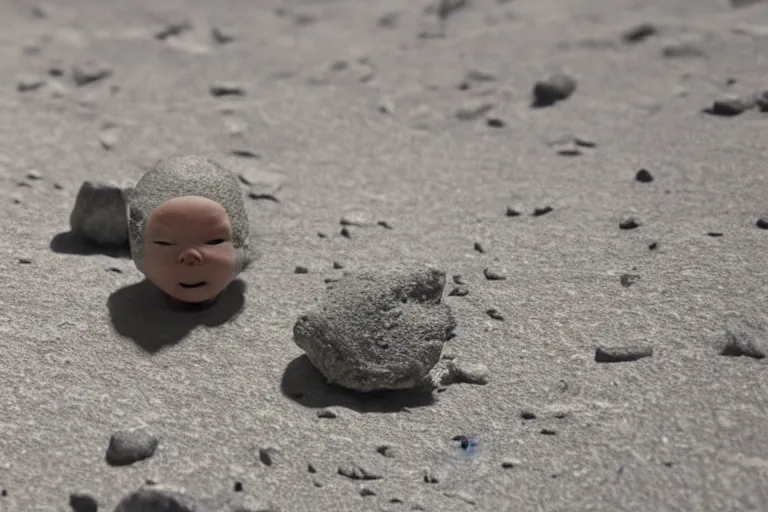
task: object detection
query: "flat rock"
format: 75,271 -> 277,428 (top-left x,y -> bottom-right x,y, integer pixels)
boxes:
594,345 -> 652,363
106,428 -> 158,466
113,487 -> 197,512
718,319 -> 767,359
293,265 -> 456,392
72,62 -> 112,86
69,181 -> 131,246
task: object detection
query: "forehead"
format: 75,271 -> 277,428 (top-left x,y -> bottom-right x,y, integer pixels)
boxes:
146,196 -> 231,232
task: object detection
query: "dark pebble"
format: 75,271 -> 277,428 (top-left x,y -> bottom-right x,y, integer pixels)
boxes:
333,261 -> 344,269
707,232 -> 723,237
619,216 -> 641,230
211,26 -> 237,44
706,94 -> 754,116
155,20 -> 191,40
17,75 -> 46,92
453,274 -> 465,285
294,265 -> 309,274
377,220 -> 393,229
210,82 -> 245,97
436,0 -> 469,20
506,206 -> 521,217
501,458 -> 522,469
308,462 -> 317,472
483,268 -> 507,280
595,345 -> 653,363
649,242 -> 658,250
69,493 -> 99,512
233,481 -> 243,492
487,117 -> 505,128
756,214 -> 768,229
230,149 -> 259,159
258,446 -> 280,466
105,429 -> 158,466
635,169 -> 654,183
448,286 -> 469,297
532,73 -> 577,107
376,445 -> 397,458
540,429 -> 557,436
532,206 -> 553,216
338,464 -> 382,480
520,410 -> 536,420
340,227 -> 351,238
247,191 -> 278,202
473,242 -> 485,253
486,308 -> 504,320
18,258 -> 32,264
620,273 -> 640,287
317,232 -> 327,238
360,487 -> 376,497
622,23 -> 658,43
72,62 -> 112,87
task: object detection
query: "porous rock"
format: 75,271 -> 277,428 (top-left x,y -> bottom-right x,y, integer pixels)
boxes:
293,265 -> 457,392
69,181 -> 131,246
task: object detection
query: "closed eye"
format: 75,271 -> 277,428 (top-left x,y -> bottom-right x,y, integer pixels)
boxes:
207,238 -> 226,245
153,241 -> 173,246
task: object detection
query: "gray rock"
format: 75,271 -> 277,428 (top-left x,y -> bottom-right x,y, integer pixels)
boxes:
532,73 -> 576,107
106,428 -> 158,466
442,360 -> 490,385
293,265 -> 456,392
69,181 -> 130,246
69,492 -> 99,512
113,487 -> 196,512
718,320 -> 767,359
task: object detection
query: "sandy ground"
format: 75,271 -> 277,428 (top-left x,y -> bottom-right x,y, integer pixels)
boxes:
1,0 -> 768,510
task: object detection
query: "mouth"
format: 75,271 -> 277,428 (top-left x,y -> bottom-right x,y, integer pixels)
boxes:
179,282 -> 207,289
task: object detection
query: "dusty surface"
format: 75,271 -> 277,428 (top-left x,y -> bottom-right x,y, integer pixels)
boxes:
1,0 -> 768,511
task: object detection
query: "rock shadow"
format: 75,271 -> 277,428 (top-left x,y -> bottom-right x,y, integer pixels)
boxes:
280,355 -> 437,414
50,231 -> 132,259
107,278 -> 246,353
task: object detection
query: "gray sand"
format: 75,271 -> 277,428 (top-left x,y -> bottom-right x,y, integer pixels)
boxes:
1,0 -> 768,511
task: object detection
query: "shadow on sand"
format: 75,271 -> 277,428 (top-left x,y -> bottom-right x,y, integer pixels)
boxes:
280,354 -> 437,414
107,278 -> 246,353
50,231 -> 132,259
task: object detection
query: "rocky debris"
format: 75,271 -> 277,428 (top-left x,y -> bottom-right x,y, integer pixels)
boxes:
113,487 -> 196,512
212,493 -> 279,512
662,41 -> 706,59
486,308 -> 504,321
532,205 -> 553,217
756,91 -> 768,111
294,265 -> 309,274
501,458 -> 521,469
17,74 -> 47,92
69,493 -> 98,512
757,213 -> 768,229
486,117 -> 505,128
705,94 -> 755,116
717,320 -> 766,359
532,73 -> 576,107
338,464 -> 383,480
619,215 -> 641,230
258,445 -> 281,466
155,20 -> 192,41
69,181 -> 131,246
622,23 -> 658,44
505,206 -> 521,217
316,407 -> 338,418
423,466 -> 447,483
547,135 -> 596,156
444,490 -> 476,505
210,82 -> 245,97
72,62 -> 112,86
473,242 -> 485,253
594,345 -> 653,363
448,285 -> 468,297
98,123 -> 120,150
483,268 -> 506,280
441,360 -> 490,385
635,169 -> 654,183
293,265 -> 456,392
376,444 -> 397,458
105,428 -> 158,466
620,273 -> 640,287
211,26 -> 237,44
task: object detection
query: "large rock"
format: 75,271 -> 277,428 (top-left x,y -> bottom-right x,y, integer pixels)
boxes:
113,487 -> 197,512
293,265 -> 457,392
69,180 -> 131,246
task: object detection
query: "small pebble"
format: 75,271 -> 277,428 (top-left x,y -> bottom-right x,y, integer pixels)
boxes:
211,26 -> 237,44
706,94 -> 754,117
155,20 -> 191,40
483,268 -> 506,280
72,62 -> 112,86
258,446 -> 280,466
622,23 -> 658,43
113,487 -> 196,512
360,487 -> 376,497
501,458 -> 521,469
338,464 -> 383,480
756,213 -> 768,229
486,308 -> 504,321
486,117 -> 505,128
376,445 -> 397,458
295,265 -> 309,274
340,227 -> 351,238
532,206 -> 553,216
619,216 -> 641,230
445,360 -> 490,385
423,467 -> 446,484
473,242 -> 485,253
719,322 -> 766,359
436,0 -> 469,21
505,206 -> 521,217
707,232 -> 723,237
25,170 -> 41,181
620,273 -> 640,287
233,481 -> 243,492
594,345 -> 653,363
69,493 -> 98,512
635,169 -> 654,183
333,261 -> 344,269
443,490 -> 476,505
453,274 -> 465,285
532,73 -> 577,107
230,149 -> 259,159
210,82 -> 245,97
540,428 -> 557,436
456,99 -> 494,121
18,258 -> 32,264
17,75 -> 46,92
377,220 -> 393,229
316,408 -> 338,419
521,410 -> 537,420
105,429 -> 158,466
448,286 -> 469,297
649,242 -> 659,250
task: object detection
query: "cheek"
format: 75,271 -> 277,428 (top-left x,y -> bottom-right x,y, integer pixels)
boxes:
204,246 -> 237,271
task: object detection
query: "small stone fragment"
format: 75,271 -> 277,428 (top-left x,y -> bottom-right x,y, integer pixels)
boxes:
333,261 -> 344,269
376,445 -> 397,458
113,487 -> 196,512
295,265 -> 309,274
338,464 -> 383,480
230,149 -> 259,159
620,273 -> 640,287
106,428 -> 158,466
436,0 -> 468,21
473,242 -> 485,253
540,428 -> 557,436
212,26 -> 237,44
448,286 -> 468,297
706,94 -> 754,116
501,458 -> 521,469
649,242 -> 658,250
532,74 -> 576,107
360,487 -> 376,497
756,213 -> 768,229
98,124 -> 120,150
619,216 -> 641,230
506,206 -> 521,217
17,75 -> 46,92
532,206 -> 553,216
662,42 -> 706,59
635,169 -> 654,183
443,490 -> 476,505
317,408 -> 337,419
378,12 -> 399,28
453,274 -> 465,285
69,181 -> 130,246
233,481 -> 243,492
756,91 -> 768,112
444,360 -> 489,385
210,82 -> 245,97
377,220 -> 393,229
340,226 -> 351,238
155,20 -> 192,40
486,118 -> 505,128
595,345 -> 653,363
258,446 -> 280,466
622,23 -> 658,43
69,493 -> 98,512
423,467 -> 446,483
483,268 -> 506,280
72,62 -> 112,86
18,258 -> 32,264
486,308 -> 504,321
718,320 -> 766,359
456,99 -> 494,121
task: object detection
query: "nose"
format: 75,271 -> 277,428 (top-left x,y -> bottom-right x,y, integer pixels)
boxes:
177,247 -> 204,266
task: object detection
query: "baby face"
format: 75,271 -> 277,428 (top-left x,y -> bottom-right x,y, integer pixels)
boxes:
142,196 -> 237,303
